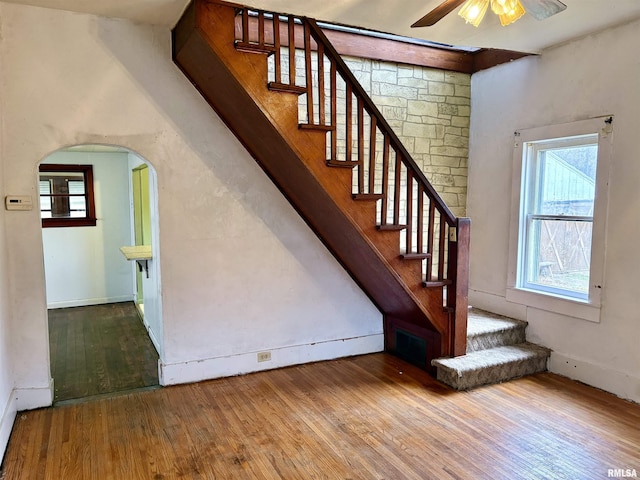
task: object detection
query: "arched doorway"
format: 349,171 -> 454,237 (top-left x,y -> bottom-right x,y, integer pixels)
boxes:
39,145 -> 162,403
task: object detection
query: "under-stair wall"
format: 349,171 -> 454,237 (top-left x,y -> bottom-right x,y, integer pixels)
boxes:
173,0 -> 470,370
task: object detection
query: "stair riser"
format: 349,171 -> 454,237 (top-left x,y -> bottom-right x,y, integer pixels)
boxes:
436,356 -> 548,391
466,327 -> 526,353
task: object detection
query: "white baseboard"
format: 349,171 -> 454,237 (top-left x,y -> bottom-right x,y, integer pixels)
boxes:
0,391 -> 17,462
550,353 -> 640,404
1,383 -> 54,462
145,324 -> 162,357
14,379 -> 54,411
47,295 -> 134,309
159,333 -> 384,386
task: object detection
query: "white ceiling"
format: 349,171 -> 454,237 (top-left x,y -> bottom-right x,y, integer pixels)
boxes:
4,0 -> 640,53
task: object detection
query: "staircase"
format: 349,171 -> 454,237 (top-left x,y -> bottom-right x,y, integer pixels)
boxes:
432,308 -> 551,390
172,0 -> 470,372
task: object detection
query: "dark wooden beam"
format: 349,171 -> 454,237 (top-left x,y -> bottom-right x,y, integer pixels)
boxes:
328,33 -> 533,74
234,10 -> 532,74
472,48 -> 534,72
323,28 -> 475,73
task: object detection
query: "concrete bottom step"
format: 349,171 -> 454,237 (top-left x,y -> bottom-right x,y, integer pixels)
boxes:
432,343 -> 551,390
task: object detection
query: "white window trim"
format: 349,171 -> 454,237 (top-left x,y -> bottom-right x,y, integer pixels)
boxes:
506,116 -> 613,323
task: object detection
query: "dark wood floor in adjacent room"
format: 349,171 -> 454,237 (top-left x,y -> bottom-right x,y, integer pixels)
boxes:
48,302 -> 159,403
2,353 -> 639,479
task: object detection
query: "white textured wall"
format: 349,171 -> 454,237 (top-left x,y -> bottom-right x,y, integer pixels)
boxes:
467,18 -> 640,402
0,0 -> 382,426
0,139 -> 16,462
41,151 -> 133,308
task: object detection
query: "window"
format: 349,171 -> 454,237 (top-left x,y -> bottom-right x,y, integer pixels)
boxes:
507,117 -> 612,322
520,135 -> 597,300
39,164 -> 96,227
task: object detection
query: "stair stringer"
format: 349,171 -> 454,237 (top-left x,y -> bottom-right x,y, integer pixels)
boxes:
173,0 -> 453,363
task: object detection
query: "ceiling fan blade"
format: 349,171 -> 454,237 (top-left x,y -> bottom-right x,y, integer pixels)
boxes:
411,0 -> 467,27
520,0 -> 567,21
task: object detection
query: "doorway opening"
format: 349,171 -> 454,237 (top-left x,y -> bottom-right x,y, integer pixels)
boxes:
39,145 -> 162,403
132,164 -> 151,319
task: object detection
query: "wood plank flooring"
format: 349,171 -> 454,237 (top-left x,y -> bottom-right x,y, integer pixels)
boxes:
2,353 -> 639,479
48,302 -> 159,403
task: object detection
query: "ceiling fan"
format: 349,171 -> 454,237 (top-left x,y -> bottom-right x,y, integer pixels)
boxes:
412,0 -> 567,28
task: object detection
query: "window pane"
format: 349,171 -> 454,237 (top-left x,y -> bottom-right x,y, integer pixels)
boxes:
536,144 -> 597,216
39,180 -> 52,195
39,180 -> 52,212
69,198 -> 87,216
68,179 -> 85,195
526,218 -> 592,296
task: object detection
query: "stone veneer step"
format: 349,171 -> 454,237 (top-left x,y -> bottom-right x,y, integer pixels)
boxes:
432,343 -> 551,391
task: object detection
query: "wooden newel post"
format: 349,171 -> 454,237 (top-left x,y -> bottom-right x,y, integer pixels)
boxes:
447,217 -> 470,357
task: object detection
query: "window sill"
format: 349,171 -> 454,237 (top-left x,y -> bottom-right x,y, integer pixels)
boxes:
42,218 -> 97,228
506,287 -> 601,323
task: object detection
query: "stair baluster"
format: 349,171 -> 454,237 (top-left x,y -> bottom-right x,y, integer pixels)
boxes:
174,1 -> 471,368
234,6 -> 471,357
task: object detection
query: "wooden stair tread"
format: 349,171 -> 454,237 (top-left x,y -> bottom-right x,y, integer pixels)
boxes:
423,279 -> 452,288
377,224 -> 406,231
234,41 -> 276,55
173,1 -> 467,372
352,193 -> 384,201
326,159 -> 359,169
299,123 -> 335,132
400,252 -> 431,260
269,82 -> 307,95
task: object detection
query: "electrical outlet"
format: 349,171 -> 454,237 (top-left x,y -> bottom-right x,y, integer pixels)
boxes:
257,351 -> 271,362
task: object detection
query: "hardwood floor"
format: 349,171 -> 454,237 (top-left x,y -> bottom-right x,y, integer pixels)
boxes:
2,353 -> 639,479
48,302 -> 159,403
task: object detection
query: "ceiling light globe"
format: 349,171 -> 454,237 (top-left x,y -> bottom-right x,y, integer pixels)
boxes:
458,0 -> 490,27
491,0 -> 519,15
499,0 -> 526,25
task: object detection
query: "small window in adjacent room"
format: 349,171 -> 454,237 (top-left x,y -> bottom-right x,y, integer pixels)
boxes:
506,117 -> 613,322
39,164 -> 96,227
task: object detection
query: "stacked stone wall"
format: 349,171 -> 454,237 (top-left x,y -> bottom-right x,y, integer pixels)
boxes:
344,57 -> 470,217
270,50 -> 470,216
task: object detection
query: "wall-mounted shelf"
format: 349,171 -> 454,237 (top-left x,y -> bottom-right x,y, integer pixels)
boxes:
120,245 -> 152,278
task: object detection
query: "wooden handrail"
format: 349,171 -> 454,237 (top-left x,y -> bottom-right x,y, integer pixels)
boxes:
305,18 -> 457,226
233,5 -> 470,357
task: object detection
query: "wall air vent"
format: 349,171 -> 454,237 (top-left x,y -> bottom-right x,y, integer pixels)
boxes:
394,329 -> 427,369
